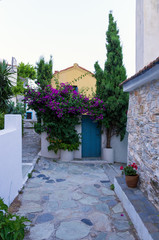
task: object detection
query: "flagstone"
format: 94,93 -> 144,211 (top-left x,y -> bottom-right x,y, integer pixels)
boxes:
44,201 -> 59,212
95,232 -> 107,240
95,203 -> 110,214
72,192 -> 83,200
22,192 -> 41,201
18,202 -> 43,214
82,185 -> 100,197
101,187 -> 115,195
20,150 -> 138,240
112,203 -> 123,213
56,221 -> 91,240
29,221 -> 54,240
88,212 -> 111,232
60,200 -> 77,209
113,220 -> 130,231
107,231 -> 135,240
35,213 -> 54,224
79,196 -> 99,205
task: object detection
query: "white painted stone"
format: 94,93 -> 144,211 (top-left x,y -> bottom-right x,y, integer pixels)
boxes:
112,203 -> 123,213
72,192 -> 83,200
89,212 -> 111,232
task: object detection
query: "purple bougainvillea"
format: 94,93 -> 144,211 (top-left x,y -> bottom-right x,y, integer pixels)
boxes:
24,83 -> 106,152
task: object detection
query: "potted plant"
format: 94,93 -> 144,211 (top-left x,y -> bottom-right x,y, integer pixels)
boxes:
120,163 -> 139,188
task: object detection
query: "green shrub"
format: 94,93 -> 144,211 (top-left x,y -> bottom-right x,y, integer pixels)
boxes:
0,198 -> 30,240
6,102 -> 25,116
0,113 -> 4,130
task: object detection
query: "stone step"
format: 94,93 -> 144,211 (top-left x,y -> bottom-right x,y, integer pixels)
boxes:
115,176 -> 159,240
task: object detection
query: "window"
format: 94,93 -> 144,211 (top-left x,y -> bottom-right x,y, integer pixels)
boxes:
72,85 -> 78,92
26,112 -> 32,119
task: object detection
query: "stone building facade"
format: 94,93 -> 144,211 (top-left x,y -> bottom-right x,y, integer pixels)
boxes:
121,58 -> 159,210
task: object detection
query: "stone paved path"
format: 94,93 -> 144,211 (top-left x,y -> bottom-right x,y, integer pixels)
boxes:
22,120 -> 41,164
17,157 -> 139,240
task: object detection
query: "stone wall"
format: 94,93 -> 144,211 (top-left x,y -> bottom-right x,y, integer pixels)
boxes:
127,79 -> 159,209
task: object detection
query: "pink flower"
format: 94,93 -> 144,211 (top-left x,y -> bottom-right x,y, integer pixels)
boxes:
120,166 -> 124,170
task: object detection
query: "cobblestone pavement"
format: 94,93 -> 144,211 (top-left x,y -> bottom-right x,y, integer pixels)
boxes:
22,120 -> 41,164
17,157 -> 139,240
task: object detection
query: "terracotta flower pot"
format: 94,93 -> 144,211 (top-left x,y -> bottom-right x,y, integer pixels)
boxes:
125,174 -> 139,188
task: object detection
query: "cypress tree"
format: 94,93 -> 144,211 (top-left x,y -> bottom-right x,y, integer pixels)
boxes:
36,56 -> 53,89
94,12 -> 128,148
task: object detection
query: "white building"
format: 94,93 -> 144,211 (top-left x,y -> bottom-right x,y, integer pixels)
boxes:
136,0 -> 159,71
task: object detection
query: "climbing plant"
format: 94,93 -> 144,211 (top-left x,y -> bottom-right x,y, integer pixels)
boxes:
25,83 -> 105,152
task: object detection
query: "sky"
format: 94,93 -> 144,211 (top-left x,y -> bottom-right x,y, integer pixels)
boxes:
0,0 -> 136,77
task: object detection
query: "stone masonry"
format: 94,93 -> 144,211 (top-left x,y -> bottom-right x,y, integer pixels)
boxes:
127,79 -> 159,210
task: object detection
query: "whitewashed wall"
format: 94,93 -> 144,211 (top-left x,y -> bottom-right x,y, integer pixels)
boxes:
40,132 -> 60,159
136,0 -> 159,72
0,115 -> 23,206
101,128 -> 128,163
41,124 -> 127,163
74,123 -> 82,159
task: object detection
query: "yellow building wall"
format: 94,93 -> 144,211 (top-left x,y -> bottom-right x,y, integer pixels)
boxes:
51,63 -> 96,97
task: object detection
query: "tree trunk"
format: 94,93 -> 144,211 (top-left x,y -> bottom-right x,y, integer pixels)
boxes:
106,128 -> 112,148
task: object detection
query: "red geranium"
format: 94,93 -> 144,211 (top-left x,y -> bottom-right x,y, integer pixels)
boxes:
120,166 -> 124,170
120,163 -> 138,176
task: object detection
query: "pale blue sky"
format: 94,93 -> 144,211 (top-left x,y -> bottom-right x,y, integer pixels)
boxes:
0,0 -> 136,77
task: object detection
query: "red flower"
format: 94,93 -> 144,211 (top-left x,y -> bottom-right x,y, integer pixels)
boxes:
120,166 -> 124,170
131,163 -> 138,170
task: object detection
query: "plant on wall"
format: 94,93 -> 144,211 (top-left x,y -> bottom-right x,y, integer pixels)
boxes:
0,60 -> 13,113
94,11 -> 128,148
25,83 -> 105,153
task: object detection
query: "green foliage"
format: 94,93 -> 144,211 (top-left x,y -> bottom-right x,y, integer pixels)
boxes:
0,113 -> 4,130
43,112 -> 81,153
46,115 -> 81,153
124,166 -> 137,176
121,163 -> 138,176
5,102 -> 25,136
12,77 -> 25,97
12,62 -> 36,97
17,62 -> 36,80
36,56 -> 53,89
0,60 -> 13,113
27,173 -> 32,178
94,12 -> 128,148
110,184 -> 115,191
6,102 -> 25,116
0,198 -> 30,240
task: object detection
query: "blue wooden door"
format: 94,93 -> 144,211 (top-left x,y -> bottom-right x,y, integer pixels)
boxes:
82,115 -> 101,158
